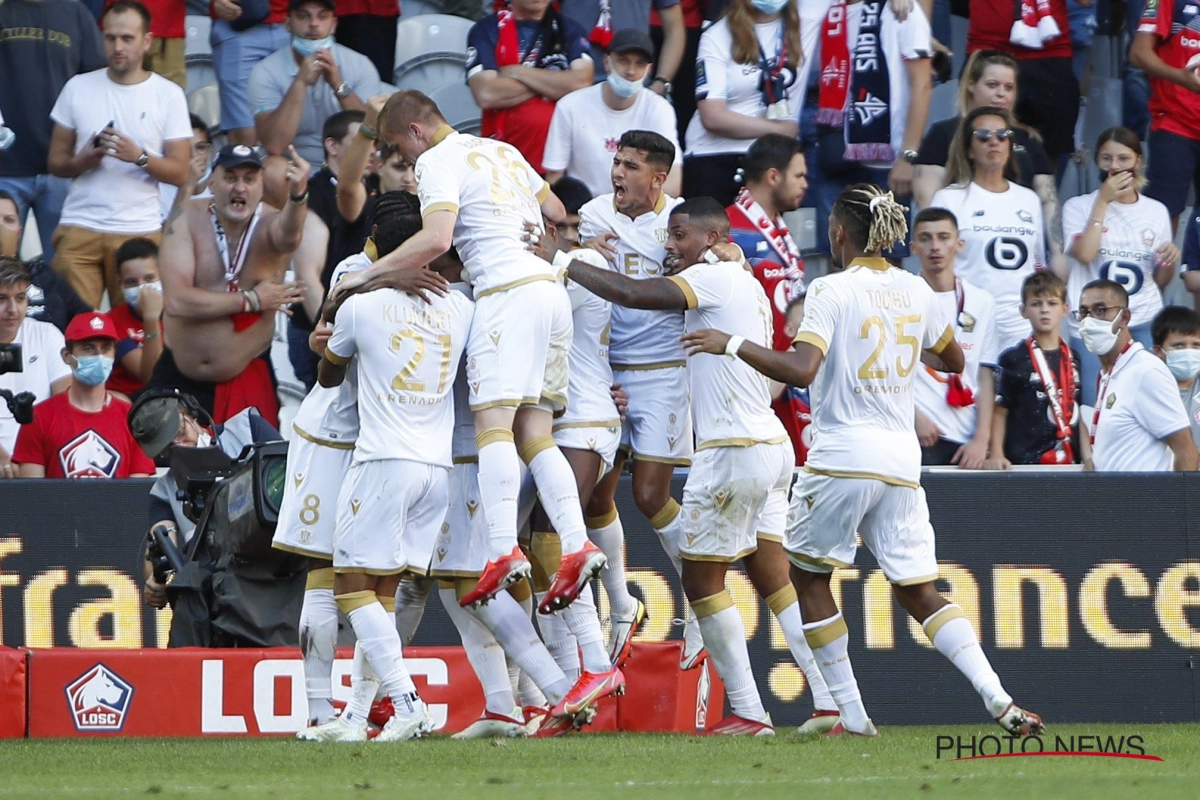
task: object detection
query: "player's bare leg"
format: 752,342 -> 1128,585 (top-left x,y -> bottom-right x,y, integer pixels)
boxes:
742,542 -> 838,732
681,559 -> 772,735
298,558 -> 338,727
892,582 -> 1043,735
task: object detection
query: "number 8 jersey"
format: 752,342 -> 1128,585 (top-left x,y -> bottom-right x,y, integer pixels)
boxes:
931,181 -> 1045,349
1061,189 -> 1172,331
795,259 -> 954,488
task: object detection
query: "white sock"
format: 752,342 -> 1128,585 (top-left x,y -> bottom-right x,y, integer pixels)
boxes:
517,669 -> 547,708
588,512 -> 635,616
525,444 -> 588,553
440,587 -> 515,717
805,612 -> 870,732
652,506 -> 684,576
925,605 -> 1013,718
771,598 -> 836,712
347,602 -> 419,709
469,591 -> 572,704
343,641 -> 379,726
478,437 -> 521,558
535,591 -> 581,681
695,594 -> 767,723
562,584 -> 611,673
394,577 -> 431,645
299,587 -> 338,725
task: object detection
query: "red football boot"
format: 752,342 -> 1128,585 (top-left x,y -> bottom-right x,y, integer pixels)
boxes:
537,541 -> 607,613
460,546 -> 532,608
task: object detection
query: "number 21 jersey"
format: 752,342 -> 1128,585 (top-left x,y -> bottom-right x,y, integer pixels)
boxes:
795,260 -> 954,487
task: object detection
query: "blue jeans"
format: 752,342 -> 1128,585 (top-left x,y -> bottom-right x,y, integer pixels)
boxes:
0,174 -> 70,261
210,20 -> 290,132
1123,0 -> 1151,140
1071,321 -> 1154,406
287,320 -> 319,392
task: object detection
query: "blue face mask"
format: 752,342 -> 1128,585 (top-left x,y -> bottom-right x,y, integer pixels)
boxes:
751,0 -> 790,13
292,35 -> 334,58
72,354 -> 114,387
606,70 -> 645,99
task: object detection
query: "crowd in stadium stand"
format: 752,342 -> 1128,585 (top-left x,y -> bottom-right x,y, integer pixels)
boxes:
2,0 -> 1200,480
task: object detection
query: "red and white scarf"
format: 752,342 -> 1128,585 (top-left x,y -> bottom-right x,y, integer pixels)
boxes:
589,0 -> 612,49
731,188 -> 803,280
816,0 -> 894,162
483,1 -> 559,172
1010,0 -> 1061,50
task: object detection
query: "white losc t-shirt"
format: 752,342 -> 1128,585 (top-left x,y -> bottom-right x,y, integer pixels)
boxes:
1091,343 -> 1190,472
51,69 -> 192,234
542,83 -> 682,198
0,318 -> 71,454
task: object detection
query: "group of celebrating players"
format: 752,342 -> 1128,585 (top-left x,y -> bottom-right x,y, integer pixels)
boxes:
269,88 -> 1044,742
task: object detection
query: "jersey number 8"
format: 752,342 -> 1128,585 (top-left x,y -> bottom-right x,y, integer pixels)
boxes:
858,314 -> 922,380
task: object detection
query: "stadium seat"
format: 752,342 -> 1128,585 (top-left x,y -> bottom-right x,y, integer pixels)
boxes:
393,14 -> 474,90
926,80 -> 958,134
427,80 -> 480,131
399,0 -> 443,16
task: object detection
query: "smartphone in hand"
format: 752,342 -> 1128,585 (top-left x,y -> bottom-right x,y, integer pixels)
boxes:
93,120 -> 114,149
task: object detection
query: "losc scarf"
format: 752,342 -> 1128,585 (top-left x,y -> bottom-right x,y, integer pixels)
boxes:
1009,0 -> 1061,50
816,0 -> 893,162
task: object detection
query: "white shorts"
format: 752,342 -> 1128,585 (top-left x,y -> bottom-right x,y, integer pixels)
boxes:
271,435 -> 353,559
679,442 -> 792,563
614,365 -> 692,466
333,459 -> 450,576
552,421 -> 621,477
429,462 -> 489,579
785,470 -> 938,585
467,280 -> 572,412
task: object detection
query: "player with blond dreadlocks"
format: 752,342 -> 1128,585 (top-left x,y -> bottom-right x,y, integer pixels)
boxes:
681,183 -> 1045,738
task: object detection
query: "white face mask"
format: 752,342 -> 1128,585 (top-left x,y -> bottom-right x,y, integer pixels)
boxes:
1166,349 -> 1200,381
1079,315 -> 1120,355
123,281 -> 162,311
606,70 -> 645,99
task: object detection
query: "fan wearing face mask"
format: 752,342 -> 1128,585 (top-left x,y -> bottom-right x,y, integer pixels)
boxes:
543,29 -> 683,198
5,312 -> 156,479
1078,279 -> 1198,472
105,237 -> 164,398
1151,306 -> 1200,451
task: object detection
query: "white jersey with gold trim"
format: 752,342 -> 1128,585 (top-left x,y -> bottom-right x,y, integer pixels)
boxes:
558,248 -> 619,427
667,260 -> 787,449
326,286 -> 473,467
796,260 -> 955,487
578,192 -> 684,367
415,129 -> 558,297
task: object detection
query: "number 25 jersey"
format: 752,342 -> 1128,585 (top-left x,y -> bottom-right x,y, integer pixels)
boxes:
795,260 -> 954,488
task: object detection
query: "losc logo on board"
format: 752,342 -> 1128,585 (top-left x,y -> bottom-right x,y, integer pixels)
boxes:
65,664 -> 134,732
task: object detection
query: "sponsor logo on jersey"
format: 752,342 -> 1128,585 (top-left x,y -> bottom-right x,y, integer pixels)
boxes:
973,209 -> 986,217
58,430 -> 120,479
66,664 -> 134,732
1107,393 -> 1117,409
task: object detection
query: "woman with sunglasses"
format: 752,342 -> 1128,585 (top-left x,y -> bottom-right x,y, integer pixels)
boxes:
931,106 -> 1050,349
1061,126 -> 1178,405
911,51 -> 1062,276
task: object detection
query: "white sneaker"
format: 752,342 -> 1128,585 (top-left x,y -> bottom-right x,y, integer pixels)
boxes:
451,710 -> 527,739
296,716 -> 367,742
796,710 -> 840,735
680,615 -> 707,670
607,599 -> 647,666
374,708 -> 435,742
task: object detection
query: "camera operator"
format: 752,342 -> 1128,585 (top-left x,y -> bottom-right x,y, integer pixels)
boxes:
128,389 -> 279,611
0,257 -> 72,476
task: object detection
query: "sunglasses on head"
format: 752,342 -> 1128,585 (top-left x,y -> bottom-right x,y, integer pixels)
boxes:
971,128 -> 1015,142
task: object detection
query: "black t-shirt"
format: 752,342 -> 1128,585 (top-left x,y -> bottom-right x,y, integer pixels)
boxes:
23,257 -> 92,331
308,167 -> 338,230
915,117 -> 1054,189
0,0 -> 105,176
995,339 -> 1082,464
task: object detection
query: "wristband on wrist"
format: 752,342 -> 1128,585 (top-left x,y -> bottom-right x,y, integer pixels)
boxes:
290,189 -> 309,204
725,335 -> 746,357
359,124 -> 378,140
242,288 -> 262,313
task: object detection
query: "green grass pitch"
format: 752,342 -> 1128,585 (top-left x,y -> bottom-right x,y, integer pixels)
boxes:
3,725 -> 1198,799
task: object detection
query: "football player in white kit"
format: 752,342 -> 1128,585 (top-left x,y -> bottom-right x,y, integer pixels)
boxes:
302,203 -> 474,743
333,90 -> 606,615
685,184 -> 1044,737
575,130 -> 700,667
552,197 -> 839,736
275,192 -> 451,732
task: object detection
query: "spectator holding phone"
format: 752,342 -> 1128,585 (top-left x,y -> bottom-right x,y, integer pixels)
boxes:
1061,127 -> 1178,404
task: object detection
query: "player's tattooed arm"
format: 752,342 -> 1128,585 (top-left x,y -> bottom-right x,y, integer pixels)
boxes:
681,329 -> 824,387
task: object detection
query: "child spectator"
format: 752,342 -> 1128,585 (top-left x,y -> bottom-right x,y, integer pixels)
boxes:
106,237 -> 164,397
987,272 -> 1083,468
8,311 -> 156,478
1151,306 -> 1200,450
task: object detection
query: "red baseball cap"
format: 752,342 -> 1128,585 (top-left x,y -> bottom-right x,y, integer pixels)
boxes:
65,312 -> 119,344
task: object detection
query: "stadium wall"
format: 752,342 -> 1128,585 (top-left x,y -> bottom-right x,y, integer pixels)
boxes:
0,474 -> 1197,726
